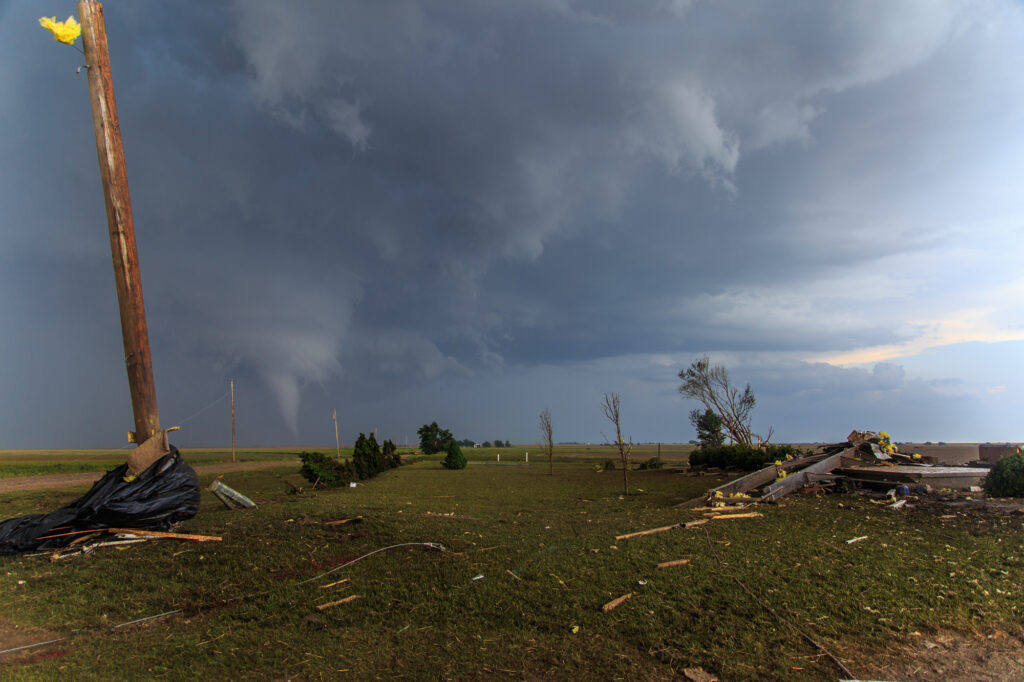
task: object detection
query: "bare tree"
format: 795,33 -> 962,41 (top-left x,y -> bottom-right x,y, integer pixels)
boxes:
600,393 -> 632,495
539,408 -> 554,475
678,355 -> 771,447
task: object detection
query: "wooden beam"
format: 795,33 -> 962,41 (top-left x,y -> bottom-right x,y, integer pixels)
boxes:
761,451 -> 850,501
79,1 -> 162,449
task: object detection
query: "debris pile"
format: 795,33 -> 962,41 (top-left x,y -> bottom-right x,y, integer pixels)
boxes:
681,430 -> 991,507
0,447 -> 200,555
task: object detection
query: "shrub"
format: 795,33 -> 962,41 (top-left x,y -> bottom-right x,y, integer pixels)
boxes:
602,459 -> 616,471
983,449 -> 1024,498
636,457 -> 662,470
352,433 -> 384,480
382,439 -> 401,468
689,444 -> 802,471
298,451 -> 355,487
442,440 -> 467,470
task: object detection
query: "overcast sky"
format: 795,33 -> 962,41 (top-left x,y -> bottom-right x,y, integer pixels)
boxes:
2,1 -> 1023,449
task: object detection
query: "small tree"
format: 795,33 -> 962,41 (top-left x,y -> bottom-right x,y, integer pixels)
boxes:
600,393 -> 632,495
353,432 -> 381,480
382,439 -> 401,468
678,355 -> 768,447
417,421 -> 454,454
983,448 -> 1024,497
539,408 -> 554,475
689,408 -> 725,448
442,439 -> 467,469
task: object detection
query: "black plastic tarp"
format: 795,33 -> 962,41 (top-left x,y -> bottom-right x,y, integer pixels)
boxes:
0,446 -> 200,555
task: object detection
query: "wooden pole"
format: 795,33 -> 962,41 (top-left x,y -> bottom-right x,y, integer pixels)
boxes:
333,409 -> 340,458
78,1 -> 161,448
230,380 -> 236,463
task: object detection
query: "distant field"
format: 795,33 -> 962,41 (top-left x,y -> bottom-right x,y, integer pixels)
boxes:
0,444 -> 698,478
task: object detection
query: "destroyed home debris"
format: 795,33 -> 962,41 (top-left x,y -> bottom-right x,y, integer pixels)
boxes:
680,430 -> 993,507
601,592 -> 633,612
208,479 -> 257,509
0,448 -> 200,555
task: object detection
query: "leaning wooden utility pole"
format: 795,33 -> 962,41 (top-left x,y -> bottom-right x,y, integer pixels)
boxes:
79,1 -> 166,474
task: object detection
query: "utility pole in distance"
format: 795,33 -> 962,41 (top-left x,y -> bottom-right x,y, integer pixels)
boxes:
79,1 -> 166,474
333,409 -> 341,459
230,380 -> 236,463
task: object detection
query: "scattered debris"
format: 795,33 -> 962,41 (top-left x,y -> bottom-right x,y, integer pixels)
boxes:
472,574 -> 485,581
615,518 -> 707,540
319,578 -> 350,589
657,559 -> 690,568
208,479 -> 256,509
324,517 -> 363,526
846,536 -> 868,544
0,449 -> 200,555
683,667 -> 719,682
316,595 -> 361,611
615,523 -> 681,540
681,429 -> 992,507
709,512 -> 762,520
601,592 -> 633,613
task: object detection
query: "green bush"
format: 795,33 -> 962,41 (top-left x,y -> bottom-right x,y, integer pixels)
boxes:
983,449 -> 1024,497
298,451 -> 355,487
636,457 -> 662,470
442,440 -> 467,470
353,433 -> 385,480
688,444 -> 802,471
602,460 -> 616,471
382,439 -> 401,468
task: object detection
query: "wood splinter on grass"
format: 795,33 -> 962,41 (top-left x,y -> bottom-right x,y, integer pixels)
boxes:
657,559 -> 690,569
615,524 -> 680,540
319,578 -> 351,589
317,594 -> 361,611
324,517 -> 363,526
601,592 -> 633,613
709,513 -> 762,520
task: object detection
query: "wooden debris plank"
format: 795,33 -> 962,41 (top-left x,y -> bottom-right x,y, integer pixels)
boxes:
319,578 -> 351,589
601,592 -> 633,613
761,452 -> 849,501
316,594 -> 361,611
699,505 -> 751,512
615,524 -> 680,540
324,517 -> 362,526
709,512 -> 763,520
657,559 -> 690,568
107,529 -> 222,542
683,519 -> 709,528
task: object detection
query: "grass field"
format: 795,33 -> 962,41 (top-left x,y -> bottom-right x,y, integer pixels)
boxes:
0,452 -> 1021,680
0,443 -> 694,478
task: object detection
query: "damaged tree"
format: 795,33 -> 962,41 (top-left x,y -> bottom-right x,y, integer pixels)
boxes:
539,408 -> 554,475
601,393 -> 632,495
679,355 -> 770,447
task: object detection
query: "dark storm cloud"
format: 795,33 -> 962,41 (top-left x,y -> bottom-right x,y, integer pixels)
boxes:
2,1 -> 1022,446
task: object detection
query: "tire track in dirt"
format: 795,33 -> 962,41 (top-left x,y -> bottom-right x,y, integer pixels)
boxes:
0,460 -> 297,493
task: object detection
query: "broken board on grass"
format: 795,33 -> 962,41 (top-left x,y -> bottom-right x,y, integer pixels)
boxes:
760,451 -> 852,501
676,453 -> 833,507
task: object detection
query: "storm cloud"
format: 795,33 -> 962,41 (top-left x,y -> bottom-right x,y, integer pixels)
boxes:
2,1 -> 1023,447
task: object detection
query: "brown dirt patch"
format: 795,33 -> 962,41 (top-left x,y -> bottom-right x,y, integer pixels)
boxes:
846,629 -> 1024,681
0,460 -> 296,494
0,617 -> 64,664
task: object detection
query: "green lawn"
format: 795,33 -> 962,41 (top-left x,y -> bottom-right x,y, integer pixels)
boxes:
0,456 -> 1020,680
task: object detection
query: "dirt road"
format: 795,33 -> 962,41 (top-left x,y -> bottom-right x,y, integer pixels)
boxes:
0,460 -> 296,494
